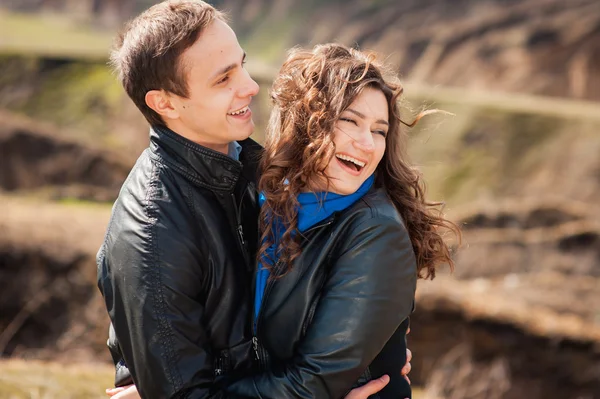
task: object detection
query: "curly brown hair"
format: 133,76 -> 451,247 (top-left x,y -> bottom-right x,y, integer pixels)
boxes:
259,43 -> 460,279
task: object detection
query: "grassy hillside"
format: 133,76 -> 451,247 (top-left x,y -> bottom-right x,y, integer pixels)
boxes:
402,83 -> 600,206
0,9 -> 113,59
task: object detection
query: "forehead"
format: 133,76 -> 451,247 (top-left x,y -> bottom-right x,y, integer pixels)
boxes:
182,19 -> 242,81
347,87 -> 389,121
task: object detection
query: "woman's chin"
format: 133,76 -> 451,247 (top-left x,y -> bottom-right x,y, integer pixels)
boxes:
328,182 -> 360,195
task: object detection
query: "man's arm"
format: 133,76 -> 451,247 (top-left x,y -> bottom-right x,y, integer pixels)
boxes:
226,216 -> 417,398
98,203 -> 215,399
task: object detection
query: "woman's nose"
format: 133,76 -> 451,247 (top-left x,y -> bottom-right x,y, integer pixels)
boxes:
352,130 -> 375,153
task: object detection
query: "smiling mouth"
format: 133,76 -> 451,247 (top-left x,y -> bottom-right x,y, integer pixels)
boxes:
335,154 -> 366,172
227,106 -> 249,116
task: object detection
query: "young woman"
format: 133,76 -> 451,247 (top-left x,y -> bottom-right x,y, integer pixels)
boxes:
221,43 -> 458,398
108,43 -> 457,399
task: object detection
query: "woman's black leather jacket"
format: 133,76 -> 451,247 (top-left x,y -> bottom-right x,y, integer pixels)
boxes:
227,186 -> 417,399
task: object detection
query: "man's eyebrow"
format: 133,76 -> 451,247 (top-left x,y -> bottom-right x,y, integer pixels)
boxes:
210,51 -> 246,81
346,108 -> 389,126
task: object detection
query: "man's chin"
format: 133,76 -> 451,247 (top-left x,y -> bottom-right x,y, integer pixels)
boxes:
234,124 -> 255,141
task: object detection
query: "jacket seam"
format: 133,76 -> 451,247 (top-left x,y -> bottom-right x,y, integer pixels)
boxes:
184,181 -> 196,221
97,153 -> 146,264
144,161 -> 184,393
148,150 -> 237,192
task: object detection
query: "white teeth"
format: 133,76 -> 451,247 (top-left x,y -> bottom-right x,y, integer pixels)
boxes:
228,106 -> 249,116
335,154 -> 365,168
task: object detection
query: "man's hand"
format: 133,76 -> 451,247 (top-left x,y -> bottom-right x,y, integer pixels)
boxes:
402,347 -> 413,384
344,375 -> 390,399
106,385 -> 140,399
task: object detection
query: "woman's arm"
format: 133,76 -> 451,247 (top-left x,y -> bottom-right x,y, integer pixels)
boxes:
227,215 -> 418,398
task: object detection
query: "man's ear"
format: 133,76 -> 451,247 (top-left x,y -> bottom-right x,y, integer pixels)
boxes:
145,90 -> 179,121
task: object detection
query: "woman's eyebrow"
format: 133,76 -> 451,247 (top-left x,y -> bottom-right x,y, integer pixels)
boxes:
346,108 -> 389,126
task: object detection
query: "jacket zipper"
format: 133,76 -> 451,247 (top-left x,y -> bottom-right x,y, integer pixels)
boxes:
251,218 -> 336,366
252,259 -> 285,367
230,193 -> 250,268
298,217 -> 336,336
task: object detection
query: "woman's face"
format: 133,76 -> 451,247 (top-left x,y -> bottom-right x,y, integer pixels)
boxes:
319,87 -> 388,195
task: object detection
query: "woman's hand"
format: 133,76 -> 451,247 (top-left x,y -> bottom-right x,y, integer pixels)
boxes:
106,384 -> 140,399
402,327 -> 413,384
403,347 -> 413,384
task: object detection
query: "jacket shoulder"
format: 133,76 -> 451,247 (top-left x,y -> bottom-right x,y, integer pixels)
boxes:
344,187 -> 406,229
101,152 -> 198,260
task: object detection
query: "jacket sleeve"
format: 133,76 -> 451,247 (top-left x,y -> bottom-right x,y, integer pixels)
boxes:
107,323 -> 134,387
226,215 -> 418,399
97,199 -> 217,399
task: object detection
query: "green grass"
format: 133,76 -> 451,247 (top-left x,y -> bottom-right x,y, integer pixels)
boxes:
0,9 -> 114,59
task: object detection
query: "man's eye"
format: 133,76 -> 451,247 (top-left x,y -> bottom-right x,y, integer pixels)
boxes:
216,75 -> 230,85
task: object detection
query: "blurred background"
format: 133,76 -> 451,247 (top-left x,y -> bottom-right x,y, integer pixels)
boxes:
0,0 -> 599,398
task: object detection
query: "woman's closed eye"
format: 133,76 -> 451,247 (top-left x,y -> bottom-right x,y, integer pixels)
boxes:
339,117 -> 357,125
372,129 -> 387,137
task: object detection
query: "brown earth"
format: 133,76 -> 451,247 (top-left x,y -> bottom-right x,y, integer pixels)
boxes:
411,199 -> 600,398
2,193 -> 598,397
0,110 -> 131,201
0,194 -> 112,362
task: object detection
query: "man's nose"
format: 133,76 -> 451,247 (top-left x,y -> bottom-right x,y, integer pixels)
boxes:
238,72 -> 260,98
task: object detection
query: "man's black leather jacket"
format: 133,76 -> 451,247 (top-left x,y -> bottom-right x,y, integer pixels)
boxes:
97,125 -> 261,399
226,186 -> 417,399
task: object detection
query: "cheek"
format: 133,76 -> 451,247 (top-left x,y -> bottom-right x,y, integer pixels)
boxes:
373,144 -> 385,170
372,139 -> 386,167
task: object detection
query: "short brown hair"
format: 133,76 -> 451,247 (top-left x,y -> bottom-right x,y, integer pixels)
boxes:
110,0 -> 226,126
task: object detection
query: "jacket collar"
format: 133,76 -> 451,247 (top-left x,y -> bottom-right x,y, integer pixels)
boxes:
148,125 -> 261,192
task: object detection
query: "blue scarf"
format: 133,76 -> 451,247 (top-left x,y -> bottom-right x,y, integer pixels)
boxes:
254,175 -> 375,324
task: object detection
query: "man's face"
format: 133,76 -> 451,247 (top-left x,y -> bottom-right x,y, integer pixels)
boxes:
167,19 -> 260,150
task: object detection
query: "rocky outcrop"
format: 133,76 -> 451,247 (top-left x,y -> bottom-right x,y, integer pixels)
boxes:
409,199 -> 600,398
0,195 -> 112,361
0,111 -> 131,201
2,0 -> 599,99
222,0 -> 600,101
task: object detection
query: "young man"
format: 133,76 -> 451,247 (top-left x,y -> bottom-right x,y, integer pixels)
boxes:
97,1 -> 409,398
